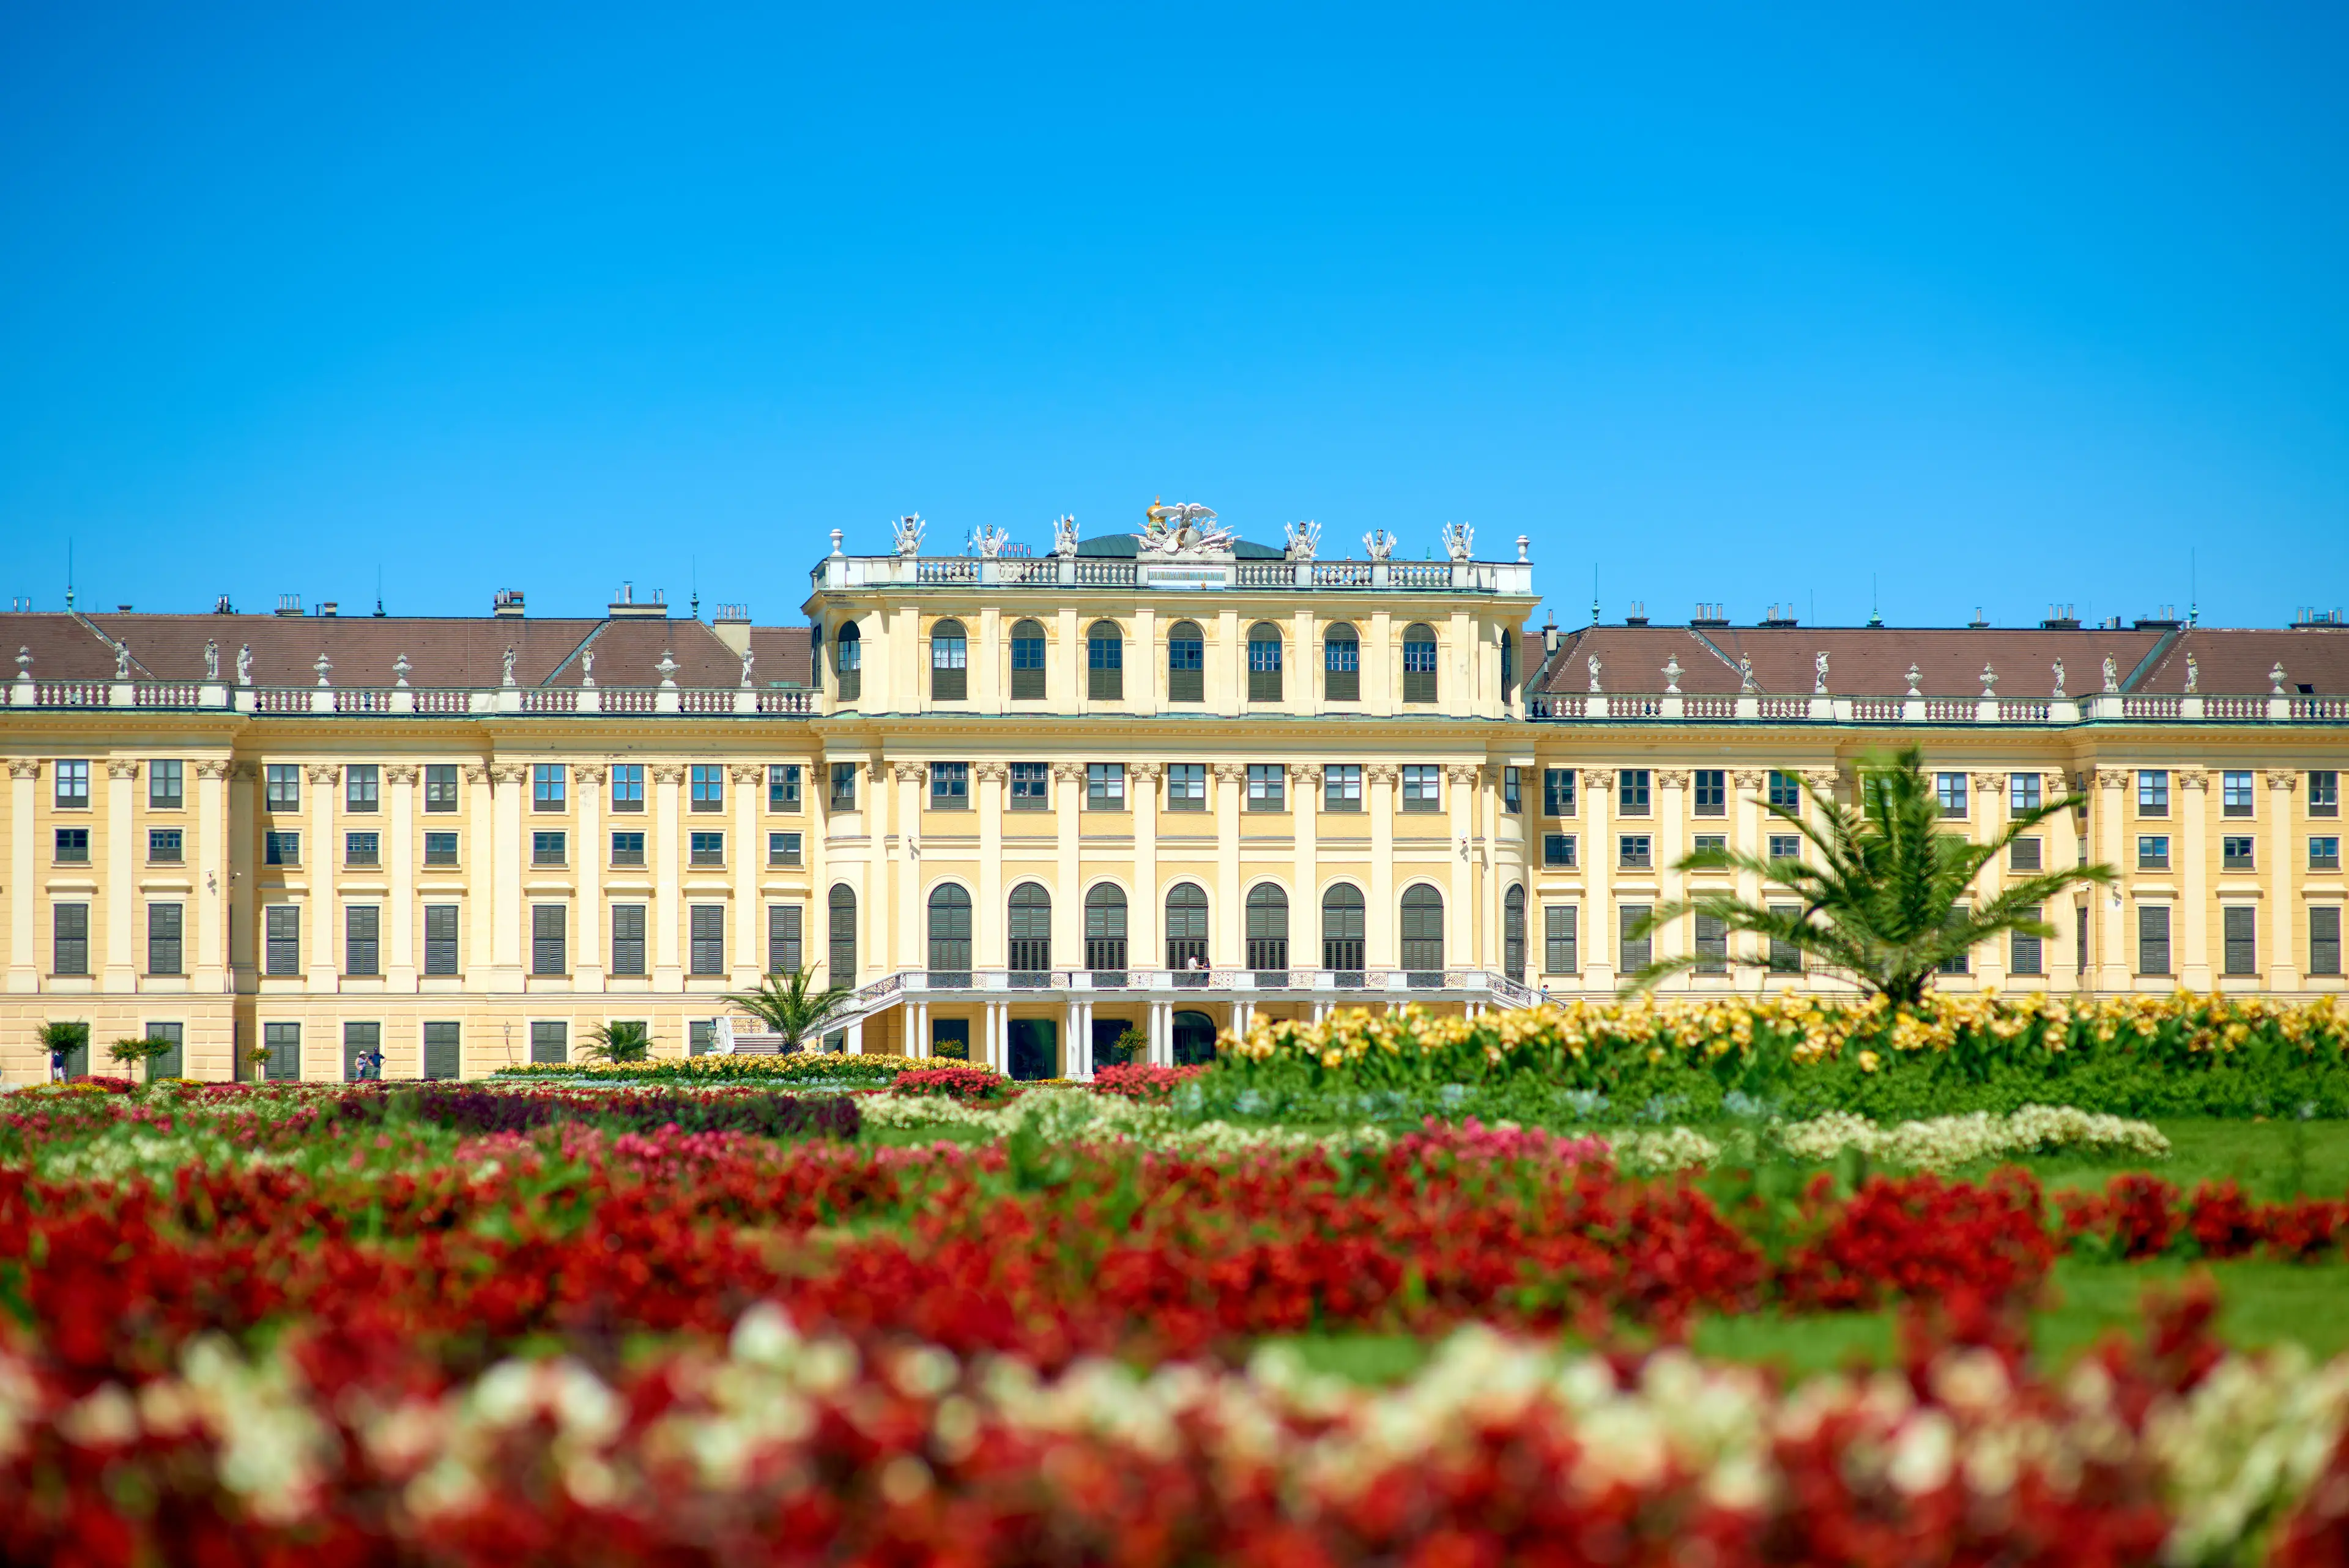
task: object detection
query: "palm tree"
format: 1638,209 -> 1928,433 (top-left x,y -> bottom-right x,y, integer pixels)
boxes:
724,968 -> 856,1053
582,1020 -> 655,1064
1625,746 -> 2114,1005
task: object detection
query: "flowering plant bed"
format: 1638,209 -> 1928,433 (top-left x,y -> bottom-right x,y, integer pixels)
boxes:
888,1065 -> 1013,1103
491,1052 -> 928,1085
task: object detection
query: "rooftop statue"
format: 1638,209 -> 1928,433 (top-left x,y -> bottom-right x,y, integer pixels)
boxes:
1051,514 -> 1079,557
1138,499 -> 1236,558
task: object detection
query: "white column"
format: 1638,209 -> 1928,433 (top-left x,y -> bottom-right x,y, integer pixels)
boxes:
1586,768 -> 1616,989
1732,769 -> 1765,986
1215,608 -> 1241,716
305,763 -> 338,990
105,760 -> 140,990
2095,770 -> 2129,989
1131,606 -> 1156,718
1215,764 -> 1245,965
2271,772 -> 2303,988
1447,764 -> 1477,972
977,763 -> 1006,971
2179,770 -> 2210,989
1368,764 -> 1397,967
864,762 -> 889,979
229,763 -> 257,985
194,759 -> 229,990
490,763 -> 527,985
1366,611 -> 1394,717
1053,763 -> 1083,970
386,765 -> 417,989
895,763 -> 924,977
1292,765 -> 1320,979
1131,762 -> 1162,976
652,764 -> 683,989
732,764 -> 761,984
574,765 -> 603,992
1654,770 -> 1686,979
1291,606 -> 1316,718
1972,772 -> 2005,989
7,762 -> 38,991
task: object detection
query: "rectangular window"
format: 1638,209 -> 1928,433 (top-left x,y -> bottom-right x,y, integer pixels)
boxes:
346,765 -> 379,813
2010,773 -> 2042,814
689,765 -> 724,812
2221,771 -> 2255,817
1692,769 -> 1726,816
1010,762 -> 1050,809
424,831 -> 458,868
1693,912 -> 1728,974
1502,766 -> 1522,815
1542,833 -> 1576,868
1936,772 -> 1968,818
1619,834 -> 1652,869
532,905 -> 566,975
1618,769 -> 1650,815
690,1020 -> 717,1057
2313,906 -> 2342,976
1245,764 -> 1285,811
532,764 -> 566,811
52,902 -> 89,975
346,831 -> 380,867
265,764 -> 300,812
423,904 -> 459,975
768,903 -> 803,975
689,905 -> 725,975
264,905 -> 300,976
689,831 -> 724,867
147,827 -> 182,864
262,1022 -> 301,1082
530,1020 -> 566,1065
1937,926 -> 1970,974
1324,764 -> 1362,811
53,827 -> 89,864
1401,765 -> 1441,812
2137,835 -> 2170,871
54,759 -> 90,809
1619,904 -> 1652,974
2314,837 -> 2342,871
147,902 -> 182,975
1693,833 -> 1726,855
2011,904 -> 2044,976
264,831 -> 299,867
768,764 -> 802,812
422,1021 -> 460,1080
532,831 -> 565,867
610,904 -> 646,975
424,764 -> 459,813
341,1021 -> 379,1082
346,905 -> 379,976
2009,837 -> 2043,872
1767,770 -> 1802,811
1767,904 -> 1803,973
1544,768 -> 1576,817
2138,770 -> 2169,816
610,764 -> 645,812
1167,763 -> 1206,811
2314,771 -> 2341,818
1086,763 -> 1126,809
768,831 -> 802,866
930,762 -> 970,808
1767,833 -> 1802,863
149,759 -> 184,809
1543,905 -> 1578,973
610,831 -> 645,867
2222,905 -> 2257,976
828,762 -> 859,811
2139,904 -> 2171,975
2223,836 -> 2255,871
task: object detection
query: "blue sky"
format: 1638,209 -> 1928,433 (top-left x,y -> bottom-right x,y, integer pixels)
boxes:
2,3 -> 2344,630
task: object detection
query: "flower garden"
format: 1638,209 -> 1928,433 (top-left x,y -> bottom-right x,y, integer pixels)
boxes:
11,994 -> 2349,1562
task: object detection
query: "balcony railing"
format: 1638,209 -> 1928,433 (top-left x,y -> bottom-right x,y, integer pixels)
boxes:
4,679 -> 818,718
814,552 -> 1536,596
1523,690 -> 2343,727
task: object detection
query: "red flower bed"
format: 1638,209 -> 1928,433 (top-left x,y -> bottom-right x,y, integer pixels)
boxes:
1089,1063 -> 1207,1101
890,1066 -> 1011,1102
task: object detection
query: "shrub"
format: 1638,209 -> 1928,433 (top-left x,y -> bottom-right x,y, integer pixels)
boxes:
1092,1063 -> 1207,1102
328,1085 -> 861,1139
890,1066 -> 1011,1104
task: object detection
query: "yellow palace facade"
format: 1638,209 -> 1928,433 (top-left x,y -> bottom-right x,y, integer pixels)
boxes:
2,511 -> 2345,1082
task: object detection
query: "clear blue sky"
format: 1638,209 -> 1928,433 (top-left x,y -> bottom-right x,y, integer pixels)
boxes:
3,3 -> 2344,630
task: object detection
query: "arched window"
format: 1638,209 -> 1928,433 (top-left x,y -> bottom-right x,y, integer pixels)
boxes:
828,884 -> 858,983
1504,884 -> 1526,984
1324,623 -> 1360,702
1088,620 -> 1124,702
1247,622 -> 1283,703
930,619 -> 968,702
1167,620 -> 1204,704
1008,882 -> 1051,982
927,884 -> 972,983
1321,883 -> 1365,981
1499,628 -> 1516,705
1165,882 -> 1209,979
1084,884 -> 1128,976
835,622 -> 863,702
1401,625 -> 1438,704
1246,883 -> 1289,975
811,623 -> 825,691
1401,884 -> 1445,980
1171,1009 -> 1218,1067
1010,619 -> 1047,701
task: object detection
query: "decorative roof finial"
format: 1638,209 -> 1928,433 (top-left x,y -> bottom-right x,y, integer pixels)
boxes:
1981,662 -> 1997,697
1662,655 -> 1682,694
313,652 -> 333,688
1905,663 -> 1921,697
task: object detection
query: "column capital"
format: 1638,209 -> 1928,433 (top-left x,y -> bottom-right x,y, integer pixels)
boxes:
384,764 -> 420,786
1050,762 -> 1086,782
1585,768 -> 1615,791
464,764 -> 494,786
8,760 -> 39,781
1291,763 -> 1323,785
1732,769 -> 1766,789
1970,771 -> 2003,795
232,760 -> 259,781
107,760 -> 142,781
2095,768 -> 2131,791
573,764 -> 606,786
1655,769 -> 1690,789
1129,760 -> 1164,781
650,764 -> 686,785
1444,764 -> 1481,786
891,762 -> 925,783
304,763 -> 338,785
489,764 -> 529,786
729,764 -> 763,785
194,759 -> 232,781
974,762 -> 1010,784
2178,768 -> 2208,790
1802,768 -> 1838,791
1365,763 -> 1400,784
2268,771 -> 2299,792
1212,762 -> 1248,782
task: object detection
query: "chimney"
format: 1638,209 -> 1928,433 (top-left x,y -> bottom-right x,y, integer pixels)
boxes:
319,601 -> 338,617
606,582 -> 669,619
492,590 -> 525,619
275,595 -> 303,617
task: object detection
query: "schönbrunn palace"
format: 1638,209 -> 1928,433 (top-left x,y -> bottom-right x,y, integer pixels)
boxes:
3,510 -> 2345,1083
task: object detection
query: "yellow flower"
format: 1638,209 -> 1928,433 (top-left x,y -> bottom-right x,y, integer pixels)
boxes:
1858,1050 -> 1881,1074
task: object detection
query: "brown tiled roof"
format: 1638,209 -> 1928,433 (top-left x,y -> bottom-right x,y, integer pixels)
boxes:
749,626 -> 813,687
1534,623 -> 2340,697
